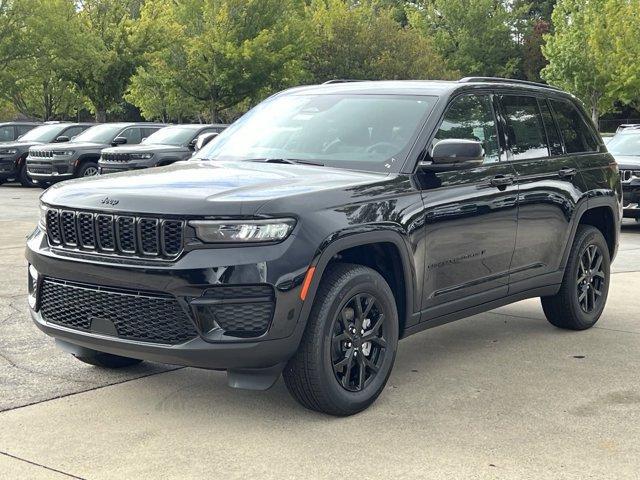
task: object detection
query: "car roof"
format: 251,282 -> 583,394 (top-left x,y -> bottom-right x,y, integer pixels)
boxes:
281,78 -> 573,100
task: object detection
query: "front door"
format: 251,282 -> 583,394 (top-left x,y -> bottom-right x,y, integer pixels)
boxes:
419,93 -> 519,319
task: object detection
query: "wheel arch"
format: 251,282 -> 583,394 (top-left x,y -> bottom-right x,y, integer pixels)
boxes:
299,230 -> 418,339
74,154 -> 100,174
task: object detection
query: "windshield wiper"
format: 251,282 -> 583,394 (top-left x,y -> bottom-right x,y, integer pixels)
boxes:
251,158 -> 325,167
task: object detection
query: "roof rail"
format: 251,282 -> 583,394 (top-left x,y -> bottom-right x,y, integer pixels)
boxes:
459,77 -> 562,91
322,79 -> 367,84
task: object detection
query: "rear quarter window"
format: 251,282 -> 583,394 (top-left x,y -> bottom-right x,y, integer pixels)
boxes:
550,100 -> 598,154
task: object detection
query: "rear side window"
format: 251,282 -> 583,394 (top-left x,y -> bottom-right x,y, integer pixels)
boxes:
538,100 -> 563,156
434,94 -> 500,163
501,95 -> 549,160
550,100 -> 598,153
0,126 -> 14,141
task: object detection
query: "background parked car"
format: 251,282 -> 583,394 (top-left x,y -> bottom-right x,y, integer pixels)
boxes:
0,122 -> 93,187
0,122 -> 41,143
98,124 -> 227,175
607,125 -> 640,221
26,122 -> 164,187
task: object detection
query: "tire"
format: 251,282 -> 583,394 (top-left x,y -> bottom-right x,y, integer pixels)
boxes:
77,161 -> 99,178
283,263 -> 399,416
73,349 -> 143,368
17,161 -> 38,187
541,225 -> 610,330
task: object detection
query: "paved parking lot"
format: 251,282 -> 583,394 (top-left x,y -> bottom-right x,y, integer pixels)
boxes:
1,184 -> 639,479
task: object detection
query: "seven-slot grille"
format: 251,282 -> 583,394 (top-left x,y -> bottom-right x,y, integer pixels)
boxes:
29,149 -> 53,158
101,152 -> 130,162
45,208 -> 184,259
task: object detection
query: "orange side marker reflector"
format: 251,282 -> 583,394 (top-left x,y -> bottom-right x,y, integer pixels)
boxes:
300,266 -> 316,301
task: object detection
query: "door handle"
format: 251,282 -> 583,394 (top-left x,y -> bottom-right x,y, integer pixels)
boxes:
558,167 -> 577,178
489,175 -> 514,188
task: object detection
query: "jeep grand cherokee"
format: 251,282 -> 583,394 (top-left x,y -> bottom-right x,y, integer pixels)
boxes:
26,78 -> 621,415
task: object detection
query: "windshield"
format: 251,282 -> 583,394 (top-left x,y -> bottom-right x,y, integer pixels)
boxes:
195,94 -> 437,173
608,132 -> 640,156
19,124 -> 67,143
73,124 -> 124,144
143,126 -> 198,146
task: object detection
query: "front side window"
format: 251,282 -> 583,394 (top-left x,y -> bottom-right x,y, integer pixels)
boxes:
196,94 -> 438,173
63,126 -> 87,139
539,100 -> 563,156
119,127 -> 142,145
73,124 -> 127,144
433,94 -> 500,163
550,100 -> 598,154
0,126 -> 14,142
17,125 -> 34,136
501,95 -> 549,160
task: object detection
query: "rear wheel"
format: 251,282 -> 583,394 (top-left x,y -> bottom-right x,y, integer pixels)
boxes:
17,161 -> 38,187
77,161 -> 99,178
73,349 -> 143,368
283,263 -> 399,416
541,225 -> 610,330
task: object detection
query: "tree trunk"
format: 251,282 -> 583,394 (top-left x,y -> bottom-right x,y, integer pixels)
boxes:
95,109 -> 107,123
591,105 -> 599,129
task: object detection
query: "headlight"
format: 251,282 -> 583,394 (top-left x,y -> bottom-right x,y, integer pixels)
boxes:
130,153 -> 154,160
189,219 -> 296,243
633,171 -> 640,179
0,149 -> 17,155
53,150 -> 74,156
38,203 -> 47,231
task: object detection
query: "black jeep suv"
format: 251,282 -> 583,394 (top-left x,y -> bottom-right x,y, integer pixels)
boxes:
0,123 -> 93,187
26,78 -> 621,415
26,122 -> 164,186
98,124 -> 227,175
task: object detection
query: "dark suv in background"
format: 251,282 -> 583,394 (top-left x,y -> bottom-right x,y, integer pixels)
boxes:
606,125 -> 640,221
0,123 -> 93,187
27,78 -> 620,415
0,122 -> 41,143
26,122 -> 164,186
98,124 -> 227,175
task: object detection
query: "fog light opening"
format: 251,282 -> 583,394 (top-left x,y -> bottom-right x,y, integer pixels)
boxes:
28,264 -> 39,310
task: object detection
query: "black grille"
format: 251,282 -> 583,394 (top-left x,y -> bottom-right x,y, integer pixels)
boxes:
194,285 -> 275,337
45,208 -> 185,260
40,278 -> 198,345
102,152 -> 130,163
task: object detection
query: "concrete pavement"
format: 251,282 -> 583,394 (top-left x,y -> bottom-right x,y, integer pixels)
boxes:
1,184 -> 639,479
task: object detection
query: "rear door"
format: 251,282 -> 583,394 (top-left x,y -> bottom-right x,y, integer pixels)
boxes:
419,92 -> 519,316
499,94 -> 586,292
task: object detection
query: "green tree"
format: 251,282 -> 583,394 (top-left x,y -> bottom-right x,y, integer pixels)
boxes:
410,0 -> 526,78
542,0 -> 640,123
127,0 -> 307,123
305,0 -> 454,82
0,0 -> 86,120
66,0 -> 146,122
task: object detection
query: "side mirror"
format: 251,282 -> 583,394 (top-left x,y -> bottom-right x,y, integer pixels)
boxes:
55,136 -> 70,143
420,139 -> 484,172
112,136 -> 127,146
194,132 -> 219,151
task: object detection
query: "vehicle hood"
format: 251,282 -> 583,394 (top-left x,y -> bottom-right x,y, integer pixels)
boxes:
0,140 -> 43,150
612,154 -> 640,169
33,141 -> 107,151
101,144 -> 185,155
41,160 -> 387,216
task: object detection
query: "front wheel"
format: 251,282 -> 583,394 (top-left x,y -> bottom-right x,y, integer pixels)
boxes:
283,263 -> 399,416
77,161 -> 99,178
17,161 -> 38,187
541,225 -> 610,330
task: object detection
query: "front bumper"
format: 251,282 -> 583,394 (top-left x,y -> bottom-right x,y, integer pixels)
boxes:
26,156 -> 75,181
622,181 -> 640,218
26,226 -> 312,370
